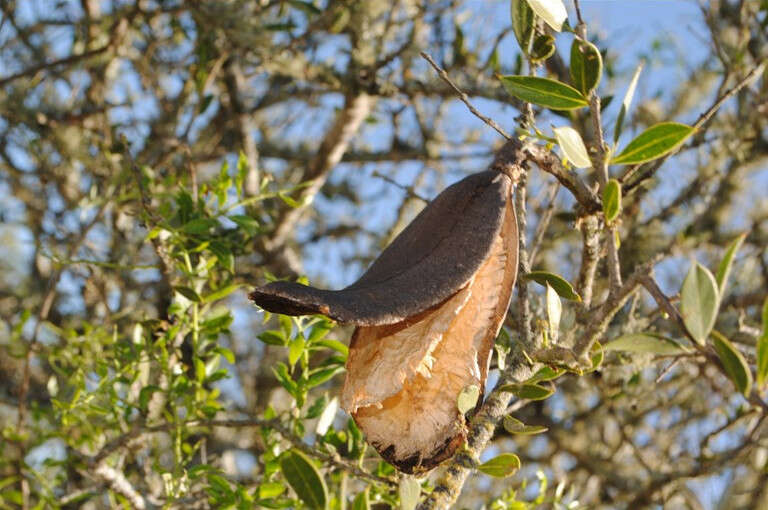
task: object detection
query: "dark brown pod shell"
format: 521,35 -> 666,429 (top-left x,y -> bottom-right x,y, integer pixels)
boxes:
249,171 -> 510,326
250,168 -> 519,474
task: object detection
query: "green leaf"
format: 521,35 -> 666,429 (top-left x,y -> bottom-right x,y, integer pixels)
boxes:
181,217 -> 218,235
398,477 -> 420,510
500,76 -> 588,110
545,283 -> 561,338
203,284 -> 241,303
523,271 -> 581,301
314,339 -> 348,357
477,453 -> 521,478
525,366 -> 565,384
614,63 -> 643,144
680,262 -> 720,345
259,330 -> 287,346
457,384 -> 481,414
280,449 -> 328,510
174,286 -> 202,303
503,415 -> 549,435
711,330 -> 752,397
288,335 -> 305,368
351,488 -> 370,510
570,39 -> 603,95
602,178 -> 621,222
715,233 -> 746,295
510,0 -> 535,53
307,366 -> 345,388
498,383 -> 554,400
757,298 -> 768,388
611,122 -> 695,165
605,333 -> 690,355
530,34 -> 556,62
526,0 -> 568,32
553,126 -> 591,168
259,482 -> 286,499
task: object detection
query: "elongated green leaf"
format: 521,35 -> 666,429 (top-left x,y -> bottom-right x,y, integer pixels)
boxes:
614,63 -> 644,144
258,330 -> 286,346
605,333 -> 689,355
498,383 -> 554,400
602,179 -> 621,222
526,0 -> 567,32
352,488 -> 370,510
399,477 -> 420,510
288,335 -> 305,367
478,453 -> 521,478
500,76 -> 588,110
611,122 -> 695,165
570,39 -> 603,95
458,384 -> 481,414
203,283 -> 241,303
523,271 -> 581,301
525,366 -> 565,384
553,126 -> 591,168
715,233 -> 746,295
503,415 -> 548,435
510,0 -> 534,53
280,449 -> 328,510
680,262 -> 719,345
757,298 -> 768,388
711,330 -> 752,397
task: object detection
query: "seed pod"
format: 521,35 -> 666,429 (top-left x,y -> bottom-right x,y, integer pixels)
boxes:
250,142 -> 521,473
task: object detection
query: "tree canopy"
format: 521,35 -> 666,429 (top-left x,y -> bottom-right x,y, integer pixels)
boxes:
1,1 -> 767,509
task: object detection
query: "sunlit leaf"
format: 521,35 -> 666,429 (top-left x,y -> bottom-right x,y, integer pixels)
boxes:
605,333 -> 689,355
611,122 -> 695,165
498,383 -> 554,400
553,126 -> 591,168
526,0 -> 568,32
614,63 -> 644,144
477,453 -> 521,477
570,39 -> 602,95
458,384 -> 481,414
680,262 -> 719,345
602,179 -> 621,222
500,76 -> 588,110
503,415 -> 548,435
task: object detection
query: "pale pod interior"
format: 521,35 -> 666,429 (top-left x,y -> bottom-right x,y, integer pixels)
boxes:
341,226 -> 509,468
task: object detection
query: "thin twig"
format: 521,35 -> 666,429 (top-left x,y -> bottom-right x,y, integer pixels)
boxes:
420,51 -> 511,140
622,58 -> 766,191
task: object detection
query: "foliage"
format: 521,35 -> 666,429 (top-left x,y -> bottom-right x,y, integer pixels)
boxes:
0,0 -> 767,509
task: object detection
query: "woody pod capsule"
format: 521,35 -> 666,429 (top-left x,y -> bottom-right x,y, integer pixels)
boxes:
250,140 -> 523,474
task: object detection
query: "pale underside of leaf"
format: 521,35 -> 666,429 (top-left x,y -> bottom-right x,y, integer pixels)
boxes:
341,198 -> 518,473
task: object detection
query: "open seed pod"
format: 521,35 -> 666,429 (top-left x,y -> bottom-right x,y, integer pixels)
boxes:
250,143 -> 521,474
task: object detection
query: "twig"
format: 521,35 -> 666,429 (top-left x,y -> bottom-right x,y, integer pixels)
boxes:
419,51 -> 511,140
622,59 -> 767,191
